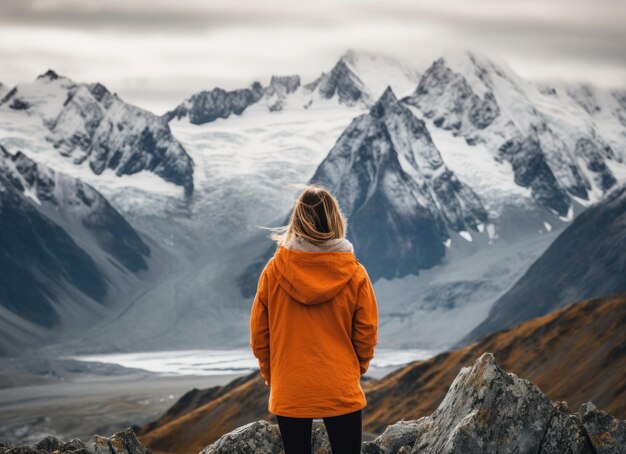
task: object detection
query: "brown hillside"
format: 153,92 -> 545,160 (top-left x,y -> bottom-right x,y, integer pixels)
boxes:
363,293 -> 626,432
140,294 -> 626,454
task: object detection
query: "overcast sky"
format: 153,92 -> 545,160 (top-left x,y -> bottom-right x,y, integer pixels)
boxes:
1,0 -> 625,113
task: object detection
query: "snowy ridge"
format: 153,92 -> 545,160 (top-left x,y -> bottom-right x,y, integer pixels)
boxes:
305,50 -> 420,107
163,81 -> 265,124
405,52 -> 625,216
165,50 -> 419,125
0,70 -> 195,196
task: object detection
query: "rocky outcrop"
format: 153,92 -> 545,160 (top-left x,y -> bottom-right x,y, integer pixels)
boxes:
201,354 -> 624,454
263,75 -> 301,112
198,420 -> 333,454
164,74 -> 302,121
0,428 -> 150,454
164,82 -> 264,124
580,402 -> 626,454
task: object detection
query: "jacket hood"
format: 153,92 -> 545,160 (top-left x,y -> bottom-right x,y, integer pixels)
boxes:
272,245 -> 359,305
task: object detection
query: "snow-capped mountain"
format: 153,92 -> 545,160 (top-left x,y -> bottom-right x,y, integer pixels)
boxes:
2,50 -> 626,355
237,87 -> 489,293
0,144 -> 157,355
310,87 -> 488,280
404,53 -> 624,217
164,50 -> 419,125
0,70 -> 195,196
304,50 -> 420,107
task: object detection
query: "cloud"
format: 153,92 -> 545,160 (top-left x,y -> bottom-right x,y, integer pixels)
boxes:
0,0 -> 624,113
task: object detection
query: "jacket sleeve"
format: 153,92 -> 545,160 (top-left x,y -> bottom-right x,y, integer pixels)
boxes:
352,269 -> 379,375
250,266 -> 271,385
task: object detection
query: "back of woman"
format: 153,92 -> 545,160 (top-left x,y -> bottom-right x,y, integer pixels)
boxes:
250,185 -> 379,454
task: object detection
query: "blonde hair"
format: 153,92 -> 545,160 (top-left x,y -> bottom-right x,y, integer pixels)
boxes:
269,184 -> 347,246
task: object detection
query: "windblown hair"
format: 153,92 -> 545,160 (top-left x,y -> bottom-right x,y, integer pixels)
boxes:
270,184 -> 347,246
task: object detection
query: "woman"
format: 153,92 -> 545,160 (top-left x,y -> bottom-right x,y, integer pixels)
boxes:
250,184 -> 379,454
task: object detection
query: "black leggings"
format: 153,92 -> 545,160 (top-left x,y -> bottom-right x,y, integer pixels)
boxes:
275,408 -> 362,454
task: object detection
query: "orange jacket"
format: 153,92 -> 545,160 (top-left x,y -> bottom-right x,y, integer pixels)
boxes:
249,245 -> 379,418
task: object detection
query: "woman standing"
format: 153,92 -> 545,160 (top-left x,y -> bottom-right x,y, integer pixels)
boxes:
250,184 -> 379,454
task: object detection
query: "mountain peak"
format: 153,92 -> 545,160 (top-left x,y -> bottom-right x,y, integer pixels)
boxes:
37,69 -> 62,81
338,49 -> 382,65
370,86 -> 399,118
268,75 -> 300,92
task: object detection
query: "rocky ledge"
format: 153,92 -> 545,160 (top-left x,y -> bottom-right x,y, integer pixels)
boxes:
4,354 -> 624,454
201,353 -> 626,454
0,428 -> 149,454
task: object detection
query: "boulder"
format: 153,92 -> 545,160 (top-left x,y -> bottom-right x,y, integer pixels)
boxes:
2,428 -> 148,454
539,402 -> 593,453
311,420 -> 332,453
362,419 -> 427,453
580,402 -> 626,454
410,352 -> 554,453
34,437 -> 63,453
199,420 -> 283,454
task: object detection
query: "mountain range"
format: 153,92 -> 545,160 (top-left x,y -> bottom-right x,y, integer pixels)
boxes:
404,53 -> 624,216
164,50 -> 419,125
1,49 -> 625,354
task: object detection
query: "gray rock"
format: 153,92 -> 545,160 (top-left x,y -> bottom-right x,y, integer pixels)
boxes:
264,75 -> 301,112
164,83 -> 264,125
539,402 -> 593,453
2,429 -> 147,454
83,428 -> 148,454
4,448 -> 47,454
107,428 -> 148,454
200,420 -> 283,454
84,435 -> 111,454
62,439 -> 87,452
580,402 -> 626,454
34,437 -> 63,453
311,420 -> 332,453
410,352 -> 554,453
362,419 -> 428,454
